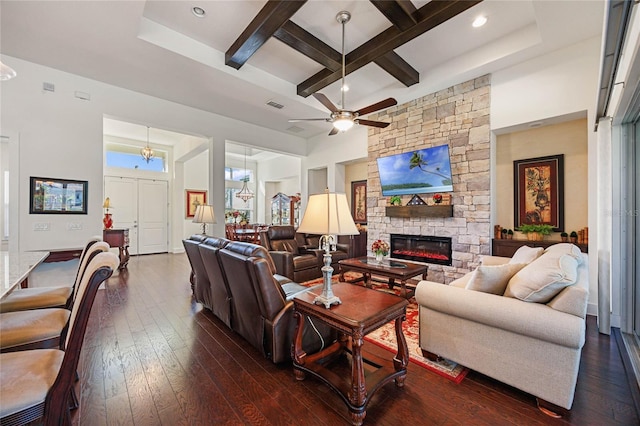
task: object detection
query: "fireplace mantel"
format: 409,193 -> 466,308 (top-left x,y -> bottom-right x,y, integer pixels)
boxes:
385,205 -> 453,218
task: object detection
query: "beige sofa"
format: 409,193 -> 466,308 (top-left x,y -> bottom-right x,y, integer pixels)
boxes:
415,244 -> 589,411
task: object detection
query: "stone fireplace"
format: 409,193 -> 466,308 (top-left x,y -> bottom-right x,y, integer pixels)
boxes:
390,234 -> 452,266
366,75 -> 492,283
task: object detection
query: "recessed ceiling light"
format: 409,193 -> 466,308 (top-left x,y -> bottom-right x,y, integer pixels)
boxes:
192,6 -> 206,18
472,15 -> 487,28
341,84 -> 349,92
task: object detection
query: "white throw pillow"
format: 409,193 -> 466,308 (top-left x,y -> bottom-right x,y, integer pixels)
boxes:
509,245 -> 544,264
504,252 -> 579,303
544,243 -> 583,264
465,263 -> 527,295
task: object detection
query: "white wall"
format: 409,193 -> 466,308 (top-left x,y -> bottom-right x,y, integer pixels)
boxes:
183,150 -> 209,237
257,154 -> 301,224
1,56 -> 306,251
491,36 -> 601,316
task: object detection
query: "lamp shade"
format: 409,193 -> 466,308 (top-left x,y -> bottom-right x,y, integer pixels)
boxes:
297,192 -> 358,236
192,205 -> 216,224
102,197 -> 111,209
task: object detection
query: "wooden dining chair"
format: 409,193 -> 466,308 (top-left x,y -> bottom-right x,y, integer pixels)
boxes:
0,242 -> 110,353
0,237 -> 103,313
0,251 -> 118,426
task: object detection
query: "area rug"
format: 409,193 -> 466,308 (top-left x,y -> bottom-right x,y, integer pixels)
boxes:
301,272 -> 468,383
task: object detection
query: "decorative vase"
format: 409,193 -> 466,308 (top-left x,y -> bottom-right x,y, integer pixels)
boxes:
375,252 -> 384,263
103,213 -> 113,230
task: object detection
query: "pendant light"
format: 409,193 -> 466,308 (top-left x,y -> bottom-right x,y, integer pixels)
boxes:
141,126 -> 154,163
236,147 -> 254,202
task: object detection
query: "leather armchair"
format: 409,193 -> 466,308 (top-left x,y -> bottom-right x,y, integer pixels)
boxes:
297,233 -> 350,270
218,241 -> 333,363
259,226 -> 322,282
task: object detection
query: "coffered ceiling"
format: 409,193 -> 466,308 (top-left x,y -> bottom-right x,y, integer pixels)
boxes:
1,1 -> 604,139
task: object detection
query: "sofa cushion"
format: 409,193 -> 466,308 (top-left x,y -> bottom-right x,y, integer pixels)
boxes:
449,273 -> 472,288
544,243 -> 583,263
509,245 -> 544,264
504,252 -> 580,303
465,263 -> 527,295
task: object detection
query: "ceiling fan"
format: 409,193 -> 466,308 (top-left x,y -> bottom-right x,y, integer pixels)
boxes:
289,11 -> 397,136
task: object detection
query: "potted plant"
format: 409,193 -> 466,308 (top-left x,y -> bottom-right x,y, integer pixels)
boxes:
432,193 -> 443,204
500,228 -> 508,239
561,232 -> 568,242
519,224 -> 553,241
507,229 -> 514,239
389,195 -> 402,206
371,239 -> 390,263
570,231 -> 578,244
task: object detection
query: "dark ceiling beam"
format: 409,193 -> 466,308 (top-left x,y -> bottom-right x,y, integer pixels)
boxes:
273,20 -> 342,72
297,0 -> 482,97
374,51 -> 419,87
225,0 -> 307,70
274,20 -> 419,87
370,0 -> 417,31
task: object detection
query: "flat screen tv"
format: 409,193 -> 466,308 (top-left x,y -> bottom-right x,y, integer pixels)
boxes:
376,144 -> 453,196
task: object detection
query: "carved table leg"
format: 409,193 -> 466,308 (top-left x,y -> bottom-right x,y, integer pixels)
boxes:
363,272 -> 372,288
291,311 -> 307,381
393,315 -> 408,387
349,329 -> 367,426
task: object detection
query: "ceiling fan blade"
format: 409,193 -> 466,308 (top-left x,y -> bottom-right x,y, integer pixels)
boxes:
312,93 -> 339,113
288,118 -> 331,122
355,98 -> 397,116
328,127 -> 339,136
356,119 -> 391,128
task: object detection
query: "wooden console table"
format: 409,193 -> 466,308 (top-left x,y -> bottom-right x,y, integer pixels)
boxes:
103,228 -> 130,270
492,238 -> 588,257
292,283 -> 409,426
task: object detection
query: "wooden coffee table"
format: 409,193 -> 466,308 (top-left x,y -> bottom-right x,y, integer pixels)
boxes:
292,283 -> 409,426
338,257 -> 428,298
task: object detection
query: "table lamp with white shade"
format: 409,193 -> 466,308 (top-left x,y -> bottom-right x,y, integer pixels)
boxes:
192,204 -> 216,235
297,190 -> 359,308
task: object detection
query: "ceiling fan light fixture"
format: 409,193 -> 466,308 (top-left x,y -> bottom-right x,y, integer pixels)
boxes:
333,118 -> 354,132
0,61 -> 17,81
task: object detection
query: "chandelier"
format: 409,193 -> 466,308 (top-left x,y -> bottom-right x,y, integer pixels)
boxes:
236,147 -> 254,202
141,126 -> 154,163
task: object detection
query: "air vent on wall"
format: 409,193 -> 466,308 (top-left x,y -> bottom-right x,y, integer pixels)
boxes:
266,100 -> 284,109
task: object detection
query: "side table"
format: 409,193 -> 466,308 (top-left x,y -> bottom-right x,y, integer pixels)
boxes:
103,228 -> 130,270
292,282 -> 409,425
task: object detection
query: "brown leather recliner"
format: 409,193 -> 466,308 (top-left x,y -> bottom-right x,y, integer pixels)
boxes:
182,234 -> 209,296
197,237 -> 231,327
260,226 -> 322,282
218,241 -> 333,363
296,233 -> 350,270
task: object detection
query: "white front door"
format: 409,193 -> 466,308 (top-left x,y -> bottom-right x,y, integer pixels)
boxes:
138,179 -> 168,254
104,176 -> 168,255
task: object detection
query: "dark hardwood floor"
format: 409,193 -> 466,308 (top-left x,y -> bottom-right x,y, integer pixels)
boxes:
67,253 -> 639,425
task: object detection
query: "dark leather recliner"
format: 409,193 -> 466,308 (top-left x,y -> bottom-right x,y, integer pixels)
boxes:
218,241 -> 333,363
260,226 -> 322,282
197,237 -> 231,327
296,233 -> 350,270
182,234 -> 209,295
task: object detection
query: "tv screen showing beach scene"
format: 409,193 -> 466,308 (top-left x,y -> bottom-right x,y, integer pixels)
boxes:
376,144 -> 453,196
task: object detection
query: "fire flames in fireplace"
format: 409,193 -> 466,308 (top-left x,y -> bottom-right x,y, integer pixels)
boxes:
390,234 -> 452,266
392,250 -> 449,262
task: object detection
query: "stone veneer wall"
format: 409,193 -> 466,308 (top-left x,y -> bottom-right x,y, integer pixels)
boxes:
367,75 -> 491,283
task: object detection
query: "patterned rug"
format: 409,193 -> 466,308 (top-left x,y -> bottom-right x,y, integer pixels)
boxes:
301,272 -> 468,383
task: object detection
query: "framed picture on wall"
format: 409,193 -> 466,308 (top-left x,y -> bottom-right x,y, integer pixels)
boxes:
186,189 -> 207,218
351,180 -> 367,224
29,177 -> 88,214
513,154 -> 564,231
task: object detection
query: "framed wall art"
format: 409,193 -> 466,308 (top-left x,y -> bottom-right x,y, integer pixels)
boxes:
351,180 -> 367,224
29,177 -> 88,214
186,189 -> 207,218
513,154 -> 564,231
